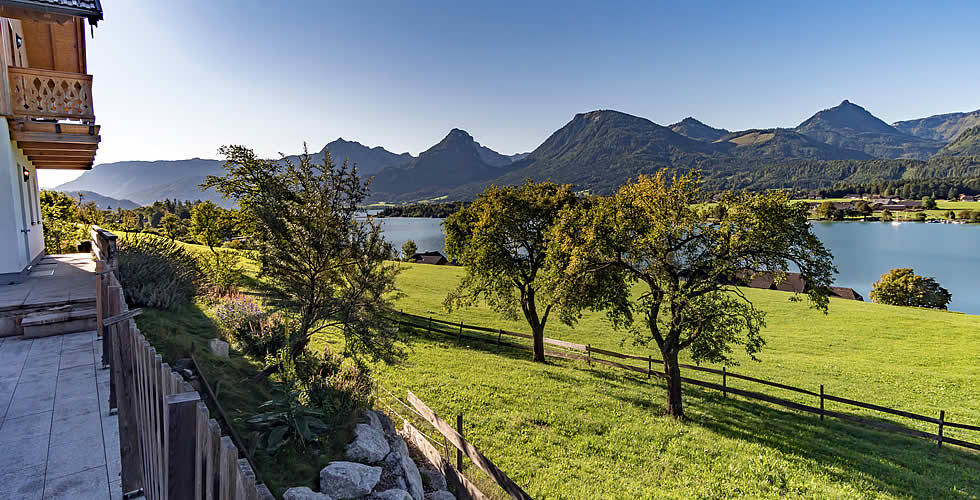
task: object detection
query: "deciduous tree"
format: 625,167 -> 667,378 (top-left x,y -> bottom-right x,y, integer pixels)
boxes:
556,171 -> 836,418
401,240 -> 417,261
869,268 -> 951,310
203,145 -> 401,373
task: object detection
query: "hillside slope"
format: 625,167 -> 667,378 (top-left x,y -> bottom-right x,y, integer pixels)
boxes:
58,190 -> 140,210
795,100 -> 943,160
714,128 -> 872,160
669,117 -> 730,142
893,109 -> 980,143
936,125 -> 980,157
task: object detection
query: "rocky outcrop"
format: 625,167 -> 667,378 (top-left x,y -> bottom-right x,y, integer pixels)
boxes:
320,462 -> 383,498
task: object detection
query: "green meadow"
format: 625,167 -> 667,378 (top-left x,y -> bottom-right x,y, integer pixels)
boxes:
326,262 -> 980,499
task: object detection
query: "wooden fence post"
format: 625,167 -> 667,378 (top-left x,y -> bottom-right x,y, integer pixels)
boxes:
456,414 -> 464,471
938,410 -> 945,448
586,345 -> 591,367
722,366 -> 727,398
497,329 -> 502,345
116,320 -> 143,493
166,392 -> 202,499
648,356 -> 652,379
428,317 -> 432,332
107,285 -> 121,410
458,321 -> 463,342
820,385 -> 825,421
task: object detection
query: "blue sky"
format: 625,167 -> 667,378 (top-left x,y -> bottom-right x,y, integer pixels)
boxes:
39,0 -> 980,186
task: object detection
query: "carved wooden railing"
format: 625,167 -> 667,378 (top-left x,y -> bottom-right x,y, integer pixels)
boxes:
8,66 -> 94,121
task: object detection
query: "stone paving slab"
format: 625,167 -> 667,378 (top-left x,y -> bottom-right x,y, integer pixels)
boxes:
0,254 -> 96,313
0,330 -> 122,499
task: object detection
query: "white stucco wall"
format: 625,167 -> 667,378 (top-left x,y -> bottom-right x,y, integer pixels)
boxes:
0,119 -> 45,279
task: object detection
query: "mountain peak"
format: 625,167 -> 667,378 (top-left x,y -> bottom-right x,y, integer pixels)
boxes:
670,117 -> 729,142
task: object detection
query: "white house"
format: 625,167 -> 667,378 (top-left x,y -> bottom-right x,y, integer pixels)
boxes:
0,0 -> 103,283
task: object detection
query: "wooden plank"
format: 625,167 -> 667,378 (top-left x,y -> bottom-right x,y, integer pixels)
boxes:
116,320 -> 143,492
237,458 -> 258,500
943,420 -> 980,432
165,392 -> 201,500
10,130 -> 100,144
407,390 -> 531,500
542,337 -> 587,351
403,420 -> 490,500
17,141 -> 98,151
133,335 -> 151,498
587,346 -> 651,362
823,394 -> 940,424
103,308 -> 143,327
207,419 -> 223,500
942,435 -> 980,452
218,436 -> 238,500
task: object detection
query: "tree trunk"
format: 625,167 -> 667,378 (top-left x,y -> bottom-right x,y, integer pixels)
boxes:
663,350 -> 684,418
531,326 -> 545,363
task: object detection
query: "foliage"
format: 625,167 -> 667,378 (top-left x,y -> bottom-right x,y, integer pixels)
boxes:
378,201 -> 469,218
116,234 -> 202,310
203,145 -> 402,369
921,196 -> 938,210
211,293 -> 289,359
296,349 -> 373,417
554,170 -> 836,417
247,379 -> 330,454
40,190 -> 87,253
161,212 -> 183,242
444,180 -> 614,362
910,212 -> 927,222
400,239 -> 417,261
814,201 -> 842,220
869,268 -> 952,310
880,209 -> 893,221
189,201 -> 237,265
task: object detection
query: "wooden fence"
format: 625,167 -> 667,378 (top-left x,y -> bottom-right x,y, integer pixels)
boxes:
393,310 -> 980,453
94,231 -> 274,499
373,382 -> 531,500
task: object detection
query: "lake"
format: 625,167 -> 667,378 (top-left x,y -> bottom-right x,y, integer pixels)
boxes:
374,217 -> 980,315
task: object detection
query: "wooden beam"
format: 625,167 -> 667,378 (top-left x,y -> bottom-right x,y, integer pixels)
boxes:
10,130 -> 100,144
18,141 -> 99,151
0,6 -> 76,25
27,155 -> 94,163
12,120 -> 99,134
33,163 -> 92,170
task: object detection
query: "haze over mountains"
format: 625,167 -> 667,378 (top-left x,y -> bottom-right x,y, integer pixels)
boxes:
57,100 -> 980,205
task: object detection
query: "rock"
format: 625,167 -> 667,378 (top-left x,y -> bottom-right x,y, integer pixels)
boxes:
283,486 -> 333,500
421,467 -> 447,492
370,489 -> 413,500
362,409 -> 384,432
346,424 -> 391,464
375,410 -> 398,437
208,338 -> 229,357
174,358 -> 193,371
424,492 -> 456,500
388,433 -> 409,459
320,462 -> 382,498
384,451 -> 424,500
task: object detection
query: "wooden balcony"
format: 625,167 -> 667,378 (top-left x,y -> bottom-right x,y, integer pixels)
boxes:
8,66 -> 94,122
0,67 -> 100,170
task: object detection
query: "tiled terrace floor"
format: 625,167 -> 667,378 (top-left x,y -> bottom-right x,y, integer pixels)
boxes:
0,331 -> 122,499
0,253 -> 96,313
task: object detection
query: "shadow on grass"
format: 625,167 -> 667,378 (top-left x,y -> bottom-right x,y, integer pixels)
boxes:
400,318 -> 980,498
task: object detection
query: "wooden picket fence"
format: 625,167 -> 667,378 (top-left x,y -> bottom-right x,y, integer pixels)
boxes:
94,230 -> 274,500
394,310 -> 980,453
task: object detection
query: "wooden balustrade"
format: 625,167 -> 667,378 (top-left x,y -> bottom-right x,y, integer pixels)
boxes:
8,66 -> 94,121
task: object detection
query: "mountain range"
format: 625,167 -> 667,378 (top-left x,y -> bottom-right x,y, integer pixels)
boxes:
57,100 -> 980,205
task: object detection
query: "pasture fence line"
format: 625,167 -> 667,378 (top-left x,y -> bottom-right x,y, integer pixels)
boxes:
391,309 -> 980,453
94,228 -> 274,500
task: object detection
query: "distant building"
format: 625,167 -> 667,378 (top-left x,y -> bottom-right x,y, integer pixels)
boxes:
732,271 -> 863,300
959,194 -> 976,202
410,251 -> 448,265
830,287 -> 864,301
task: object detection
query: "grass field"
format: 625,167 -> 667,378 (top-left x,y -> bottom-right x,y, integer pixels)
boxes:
332,263 -> 980,499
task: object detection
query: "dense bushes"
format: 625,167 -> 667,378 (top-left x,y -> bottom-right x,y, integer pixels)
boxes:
212,294 -> 288,359
117,234 -> 202,310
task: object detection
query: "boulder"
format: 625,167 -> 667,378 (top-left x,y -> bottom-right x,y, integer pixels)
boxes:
208,338 -> 229,357
370,489 -> 414,500
421,467 -> 447,492
424,492 -> 456,500
362,409 -> 384,432
346,424 -> 391,464
384,450 -> 424,500
283,486 -> 333,500
320,462 -> 382,498
375,410 -> 398,437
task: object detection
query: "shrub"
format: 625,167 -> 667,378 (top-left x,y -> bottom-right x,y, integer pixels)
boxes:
116,234 -> 202,310
971,211 -> 980,223
246,379 -> 329,455
212,294 -> 289,359
910,212 -> 927,222
200,258 -> 244,297
957,210 -> 972,220
870,268 -> 952,310
298,349 -> 373,418
223,239 -> 246,250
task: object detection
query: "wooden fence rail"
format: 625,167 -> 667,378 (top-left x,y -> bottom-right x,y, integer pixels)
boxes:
96,245 -> 274,499
393,310 -> 980,453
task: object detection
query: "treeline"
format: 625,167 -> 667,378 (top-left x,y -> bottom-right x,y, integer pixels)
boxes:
377,201 -> 469,218
819,177 -> 980,200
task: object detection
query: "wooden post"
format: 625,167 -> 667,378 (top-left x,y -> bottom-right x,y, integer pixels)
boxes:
95,260 -> 104,339
497,328 -> 502,345
648,355 -> 652,379
820,385 -> 825,421
938,410 -> 945,448
165,392 -> 202,500
107,285 -> 121,409
218,436 -> 238,500
116,320 -> 143,493
458,321 -> 463,342
456,414 -> 464,471
428,317 -> 432,332
586,345 -> 591,367
722,366 -> 727,398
